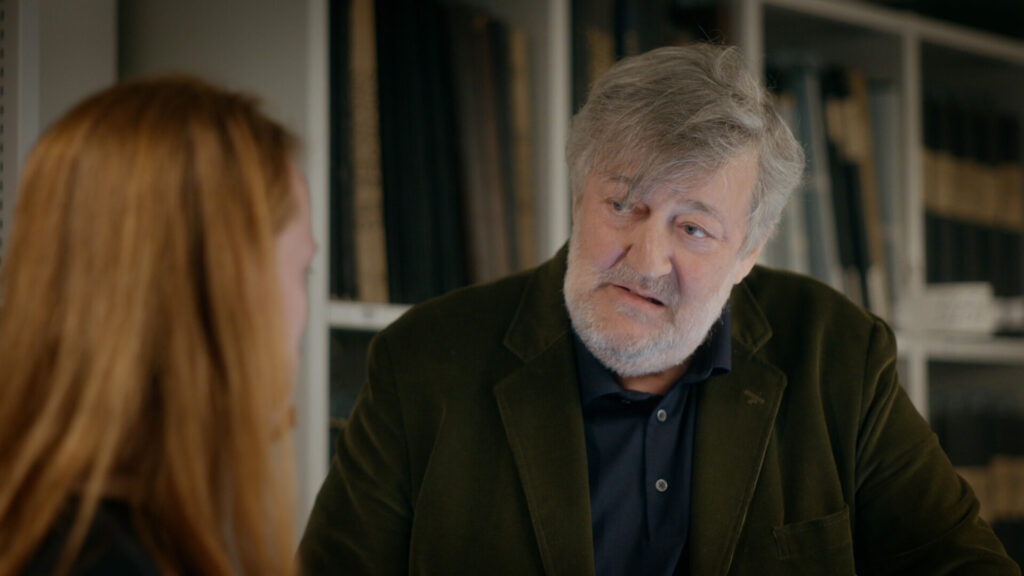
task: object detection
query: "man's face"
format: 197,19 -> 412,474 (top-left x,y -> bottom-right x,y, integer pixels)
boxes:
564,149 -> 764,377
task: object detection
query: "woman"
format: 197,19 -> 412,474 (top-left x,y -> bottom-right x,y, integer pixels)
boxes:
0,76 -> 315,575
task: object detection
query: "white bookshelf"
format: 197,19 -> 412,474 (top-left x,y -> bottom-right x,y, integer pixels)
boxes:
736,0 -> 1024,420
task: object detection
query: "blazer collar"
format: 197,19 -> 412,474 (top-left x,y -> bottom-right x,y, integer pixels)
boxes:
728,273 -> 773,357
503,244 -> 572,362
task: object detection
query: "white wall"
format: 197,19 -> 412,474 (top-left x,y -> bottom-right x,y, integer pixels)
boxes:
118,1 -> 311,149
38,0 -> 117,132
2,0 -> 116,267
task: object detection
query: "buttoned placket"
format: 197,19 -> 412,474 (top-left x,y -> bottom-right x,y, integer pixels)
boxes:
644,383 -> 691,540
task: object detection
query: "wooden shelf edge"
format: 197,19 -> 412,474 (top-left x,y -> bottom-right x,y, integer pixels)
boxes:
327,301 -> 411,331
897,330 -> 1024,365
762,0 -> 909,35
910,13 -> 1024,65
762,0 -> 1024,65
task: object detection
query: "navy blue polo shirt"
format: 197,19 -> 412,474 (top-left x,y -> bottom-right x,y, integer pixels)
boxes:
573,306 -> 731,576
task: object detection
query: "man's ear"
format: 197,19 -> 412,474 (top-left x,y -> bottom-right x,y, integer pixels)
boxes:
733,239 -> 766,285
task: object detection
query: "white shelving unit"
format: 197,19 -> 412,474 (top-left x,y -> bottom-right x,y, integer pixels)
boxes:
732,0 -> 1024,419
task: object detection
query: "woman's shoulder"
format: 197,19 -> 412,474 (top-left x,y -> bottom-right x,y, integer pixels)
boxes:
22,500 -> 162,576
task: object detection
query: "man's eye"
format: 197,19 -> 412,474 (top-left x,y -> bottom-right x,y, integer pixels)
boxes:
610,200 -> 628,212
683,224 -> 709,238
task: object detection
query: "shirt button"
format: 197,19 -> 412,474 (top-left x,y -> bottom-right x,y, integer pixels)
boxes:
656,479 -> 668,493
656,409 -> 667,422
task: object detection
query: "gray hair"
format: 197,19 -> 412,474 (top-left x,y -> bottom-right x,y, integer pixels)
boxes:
566,43 -> 805,256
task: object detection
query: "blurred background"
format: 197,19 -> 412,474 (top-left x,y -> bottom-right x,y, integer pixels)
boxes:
0,0 -> 1021,562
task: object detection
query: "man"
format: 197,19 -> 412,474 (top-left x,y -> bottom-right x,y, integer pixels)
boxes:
299,44 -> 1020,575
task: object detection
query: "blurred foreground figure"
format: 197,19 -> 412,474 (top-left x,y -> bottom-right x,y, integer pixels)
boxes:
0,77 -> 316,576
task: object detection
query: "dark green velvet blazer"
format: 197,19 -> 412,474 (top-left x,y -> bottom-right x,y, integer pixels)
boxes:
299,247 -> 1019,575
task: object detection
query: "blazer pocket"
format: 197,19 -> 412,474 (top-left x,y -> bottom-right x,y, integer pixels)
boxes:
772,506 -> 853,560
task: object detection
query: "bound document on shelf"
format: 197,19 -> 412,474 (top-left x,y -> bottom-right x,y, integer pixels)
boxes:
899,282 -> 1000,335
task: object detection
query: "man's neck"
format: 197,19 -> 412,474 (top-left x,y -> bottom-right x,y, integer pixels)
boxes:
615,360 -> 690,396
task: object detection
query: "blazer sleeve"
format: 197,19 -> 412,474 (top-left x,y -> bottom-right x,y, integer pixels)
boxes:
852,319 -> 1020,575
297,332 -> 412,576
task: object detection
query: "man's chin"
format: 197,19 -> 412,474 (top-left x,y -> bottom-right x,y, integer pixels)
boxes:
591,325 -> 664,350
580,328 -> 685,374
589,344 -> 683,378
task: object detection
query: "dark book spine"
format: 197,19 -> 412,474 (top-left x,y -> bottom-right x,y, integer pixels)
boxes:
490,19 -> 520,271
378,0 -> 434,303
328,0 -> 357,301
950,103 -> 977,283
843,161 -> 872,309
923,97 -> 941,284
999,118 -> 1024,297
821,68 -> 864,306
447,4 -> 490,286
615,0 -> 669,58
571,0 -> 615,113
571,0 -> 590,113
427,7 -> 467,296
447,4 -> 515,285
375,0 -> 405,302
931,97 -> 959,284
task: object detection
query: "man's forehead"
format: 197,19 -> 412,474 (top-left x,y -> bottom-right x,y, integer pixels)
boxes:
592,149 -> 758,198
591,166 -> 719,203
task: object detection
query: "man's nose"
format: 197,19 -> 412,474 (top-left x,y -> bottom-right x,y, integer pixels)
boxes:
625,221 -> 673,279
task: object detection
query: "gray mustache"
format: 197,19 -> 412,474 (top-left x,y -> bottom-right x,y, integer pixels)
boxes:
599,264 -> 680,308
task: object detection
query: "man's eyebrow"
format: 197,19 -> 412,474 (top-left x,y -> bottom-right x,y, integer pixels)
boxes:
604,174 -> 635,187
601,176 -> 728,225
678,198 -> 725,225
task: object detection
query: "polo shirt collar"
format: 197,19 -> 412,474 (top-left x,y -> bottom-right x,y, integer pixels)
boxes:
574,304 -> 733,407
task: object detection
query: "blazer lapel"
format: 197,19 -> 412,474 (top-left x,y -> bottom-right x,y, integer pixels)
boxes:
493,246 -> 596,576
494,342 -> 595,576
688,279 -> 787,576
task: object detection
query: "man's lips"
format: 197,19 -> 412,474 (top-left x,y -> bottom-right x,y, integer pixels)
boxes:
613,284 -> 665,306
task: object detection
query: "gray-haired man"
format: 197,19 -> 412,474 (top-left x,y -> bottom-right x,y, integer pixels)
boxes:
299,44 -> 1019,575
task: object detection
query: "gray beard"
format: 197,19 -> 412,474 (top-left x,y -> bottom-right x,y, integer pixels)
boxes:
563,234 -> 733,377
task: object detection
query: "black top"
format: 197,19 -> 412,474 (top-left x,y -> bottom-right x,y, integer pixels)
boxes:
575,306 -> 732,576
21,500 -> 161,576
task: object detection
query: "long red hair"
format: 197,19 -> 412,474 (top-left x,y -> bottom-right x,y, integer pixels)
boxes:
0,76 -> 298,576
